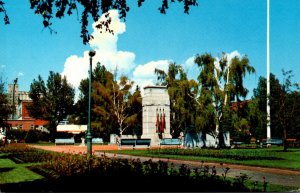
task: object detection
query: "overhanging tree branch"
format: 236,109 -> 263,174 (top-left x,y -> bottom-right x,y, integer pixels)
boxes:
0,0 -> 198,44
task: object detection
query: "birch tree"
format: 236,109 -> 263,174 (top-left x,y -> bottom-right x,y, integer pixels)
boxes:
194,52 -> 255,147
92,67 -> 141,137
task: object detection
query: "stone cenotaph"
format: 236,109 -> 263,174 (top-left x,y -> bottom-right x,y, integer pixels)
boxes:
141,85 -> 172,146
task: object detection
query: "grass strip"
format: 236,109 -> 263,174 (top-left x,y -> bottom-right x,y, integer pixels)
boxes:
102,147 -> 300,170
0,153 -> 44,184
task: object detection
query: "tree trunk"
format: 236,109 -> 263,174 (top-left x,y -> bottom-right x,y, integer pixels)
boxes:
283,127 -> 288,152
217,125 -> 225,149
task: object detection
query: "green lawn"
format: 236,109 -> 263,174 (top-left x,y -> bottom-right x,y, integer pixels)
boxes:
0,154 -> 44,184
102,146 -> 300,170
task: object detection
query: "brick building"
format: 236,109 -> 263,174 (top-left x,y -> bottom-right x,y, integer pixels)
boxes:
7,82 -> 48,132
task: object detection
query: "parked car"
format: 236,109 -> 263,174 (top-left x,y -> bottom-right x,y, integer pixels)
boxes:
0,133 -> 6,146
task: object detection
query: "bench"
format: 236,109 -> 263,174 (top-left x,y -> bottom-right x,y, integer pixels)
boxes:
160,138 -> 182,148
232,141 -> 258,149
136,139 -> 151,147
286,138 -> 298,147
232,141 -> 245,148
260,138 -> 283,147
119,138 -> 151,149
55,138 -> 75,145
92,138 -> 104,144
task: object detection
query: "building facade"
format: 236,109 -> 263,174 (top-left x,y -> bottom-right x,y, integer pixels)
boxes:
7,82 -> 48,131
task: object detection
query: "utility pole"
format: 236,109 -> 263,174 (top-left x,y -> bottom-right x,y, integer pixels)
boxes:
266,0 -> 271,140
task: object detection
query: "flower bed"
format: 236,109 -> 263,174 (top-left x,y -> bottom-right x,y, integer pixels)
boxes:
30,153 -> 255,192
1,144 -> 269,192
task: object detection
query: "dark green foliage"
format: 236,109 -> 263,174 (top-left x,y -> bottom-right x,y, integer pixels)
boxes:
8,129 -> 49,143
252,70 -> 300,150
24,129 -> 39,143
155,62 -> 198,137
72,63 -> 142,139
27,71 -> 75,140
1,144 -> 289,192
0,0 -> 9,26
30,153 -> 249,192
0,77 -> 13,128
194,53 -> 255,147
6,129 -> 27,142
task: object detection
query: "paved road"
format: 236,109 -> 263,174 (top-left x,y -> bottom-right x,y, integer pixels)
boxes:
96,151 -> 300,190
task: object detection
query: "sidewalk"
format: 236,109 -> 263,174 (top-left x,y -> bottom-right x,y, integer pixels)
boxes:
30,144 -> 300,190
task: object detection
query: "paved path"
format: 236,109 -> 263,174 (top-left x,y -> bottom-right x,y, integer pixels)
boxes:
30,145 -> 300,191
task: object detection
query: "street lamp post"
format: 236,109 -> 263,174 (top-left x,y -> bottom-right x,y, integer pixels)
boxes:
87,50 -> 96,156
12,78 -> 18,119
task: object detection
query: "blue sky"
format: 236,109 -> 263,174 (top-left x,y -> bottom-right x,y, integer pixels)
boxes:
1,0 -> 299,99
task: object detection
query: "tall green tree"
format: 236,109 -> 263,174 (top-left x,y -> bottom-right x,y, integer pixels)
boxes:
194,54 -> 220,145
93,72 -> 141,137
27,71 -> 75,140
155,62 -> 198,138
71,62 -> 107,125
75,63 -> 142,139
253,74 -> 287,139
194,53 -> 255,147
126,85 -> 143,136
0,76 -> 13,129
277,70 -> 300,151
1,0 -> 198,44
252,71 -> 300,151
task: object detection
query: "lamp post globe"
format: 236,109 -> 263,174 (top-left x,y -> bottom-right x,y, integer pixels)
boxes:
89,50 -> 96,57
87,50 -> 96,156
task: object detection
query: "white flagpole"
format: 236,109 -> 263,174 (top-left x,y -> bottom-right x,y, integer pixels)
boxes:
267,0 -> 271,139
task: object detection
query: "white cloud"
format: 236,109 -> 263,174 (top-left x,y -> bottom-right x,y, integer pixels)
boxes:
183,56 -> 199,80
184,56 -> 195,69
132,60 -> 171,95
214,50 -> 241,70
180,51 -> 243,82
61,11 -> 243,101
18,72 -> 24,76
61,10 -> 136,100
226,50 -> 241,62
133,60 -> 170,79
61,54 -> 88,88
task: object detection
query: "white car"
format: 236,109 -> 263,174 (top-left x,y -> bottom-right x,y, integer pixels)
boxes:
0,133 -> 6,146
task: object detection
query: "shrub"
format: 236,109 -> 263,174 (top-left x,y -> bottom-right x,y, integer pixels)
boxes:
24,129 -> 39,143
0,143 -> 35,153
37,131 -> 50,142
7,129 -> 27,142
32,153 -> 250,192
